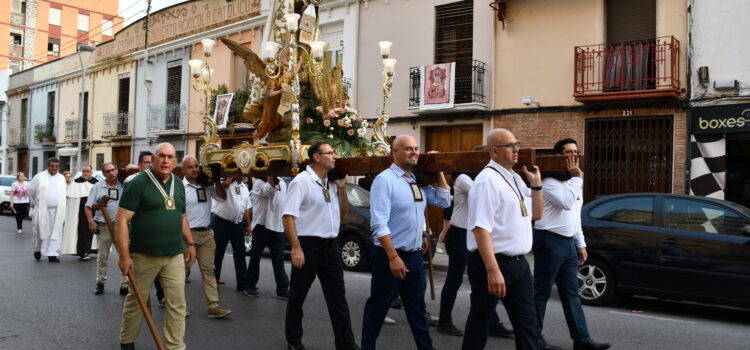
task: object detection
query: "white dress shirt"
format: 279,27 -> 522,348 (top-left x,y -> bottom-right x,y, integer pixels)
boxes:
450,174 -> 473,229
183,178 -> 225,229
534,177 -> 586,248
213,181 -> 251,224
466,160 -> 533,256
283,167 -> 340,238
251,178 -> 287,232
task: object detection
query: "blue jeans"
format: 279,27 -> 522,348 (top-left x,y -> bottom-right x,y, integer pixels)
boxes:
533,229 -> 592,343
362,247 -> 434,350
439,225 -> 503,328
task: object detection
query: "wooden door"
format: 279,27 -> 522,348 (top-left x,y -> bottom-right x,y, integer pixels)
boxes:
423,124 -> 484,236
18,152 -> 28,177
112,146 -> 131,168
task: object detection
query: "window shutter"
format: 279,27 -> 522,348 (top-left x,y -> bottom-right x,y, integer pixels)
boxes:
167,64 -> 182,105
606,0 -> 656,43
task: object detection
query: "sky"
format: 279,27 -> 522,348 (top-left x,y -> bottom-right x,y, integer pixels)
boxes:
119,0 -> 188,27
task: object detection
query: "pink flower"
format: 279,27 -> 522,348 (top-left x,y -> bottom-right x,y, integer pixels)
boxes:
306,118 -> 313,124
344,124 -> 351,128
337,119 -> 345,126
356,116 -> 364,122
347,129 -> 355,136
323,119 -> 331,127
315,106 -> 323,112
326,111 -> 337,118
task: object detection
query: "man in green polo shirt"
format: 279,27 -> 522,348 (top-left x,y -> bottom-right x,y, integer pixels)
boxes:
114,143 -> 196,350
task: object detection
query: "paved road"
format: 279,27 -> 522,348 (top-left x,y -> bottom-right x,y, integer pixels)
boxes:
1,214 -> 749,349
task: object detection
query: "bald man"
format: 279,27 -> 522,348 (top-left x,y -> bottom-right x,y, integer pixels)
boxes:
115,143 -> 196,349
462,129 -> 543,350
362,135 -> 451,350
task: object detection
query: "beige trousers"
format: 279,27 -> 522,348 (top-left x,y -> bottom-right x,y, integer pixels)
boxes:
95,223 -> 128,287
120,253 -> 186,349
184,228 -> 220,309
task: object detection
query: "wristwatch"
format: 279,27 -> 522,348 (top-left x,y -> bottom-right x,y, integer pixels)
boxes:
530,186 -> 543,191
188,242 -> 197,247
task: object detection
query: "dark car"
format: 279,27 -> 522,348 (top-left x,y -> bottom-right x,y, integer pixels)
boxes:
577,193 -> 750,308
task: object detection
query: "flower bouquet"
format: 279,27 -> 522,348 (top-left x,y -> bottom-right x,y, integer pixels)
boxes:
301,101 -> 374,158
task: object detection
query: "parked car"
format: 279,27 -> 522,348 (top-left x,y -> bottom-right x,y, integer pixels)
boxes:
578,193 -> 750,308
0,175 -> 19,214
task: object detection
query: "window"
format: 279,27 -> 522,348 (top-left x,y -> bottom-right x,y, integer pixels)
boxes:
434,0 -> 474,103
176,150 -> 184,164
32,156 -> 38,176
11,32 -> 23,45
49,8 -> 62,26
346,185 -> 370,208
665,198 -> 750,236
588,196 -> 654,226
8,159 -> 13,175
77,14 -> 89,31
321,23 -> 344,67
102,19 -> 114,36
47,38 -> 60,56
96,154 -> 104,170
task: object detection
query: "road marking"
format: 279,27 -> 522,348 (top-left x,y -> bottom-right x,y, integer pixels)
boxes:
353,274 -> 371,279
608,311 -> 696,324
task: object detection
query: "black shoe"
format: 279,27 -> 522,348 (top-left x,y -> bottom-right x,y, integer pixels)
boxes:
488,323 -> 514,338
287,343 -> 305,350
276,289 -> 289,300
120,287 -> 129,296
242,288 -> 259,297
540,336 -> 561,350
95,284 -> 104,295
437,323 -> 464,336
79,254 -> 91,261
33,252 -> 41,261
48,256 -> 60,263
390,298 -> 403,309
574,341 -> 611,350
120,343 -> 135,350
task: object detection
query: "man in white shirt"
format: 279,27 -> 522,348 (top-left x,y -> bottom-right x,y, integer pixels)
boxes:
282,141 -> 357,350
181,155 -> 232,318
244,176 -> 289,299
212,175 -> 252,291
533,139 -> 610,350
462,128 -> 543,350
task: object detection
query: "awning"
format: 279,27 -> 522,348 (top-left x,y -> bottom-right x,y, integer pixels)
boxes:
58,147 -> 78,156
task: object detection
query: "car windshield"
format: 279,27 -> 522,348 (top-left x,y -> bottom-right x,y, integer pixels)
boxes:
0,177 -> 16,186
347,184 -> 370,208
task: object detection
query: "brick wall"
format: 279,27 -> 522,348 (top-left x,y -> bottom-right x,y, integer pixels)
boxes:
493,107 -> 688,194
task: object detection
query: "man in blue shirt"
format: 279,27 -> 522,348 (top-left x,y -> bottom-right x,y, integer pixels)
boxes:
362,135 -> 451,350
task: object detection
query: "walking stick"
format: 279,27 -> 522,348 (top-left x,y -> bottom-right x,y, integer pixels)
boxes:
425,208 -> 436,300
92,196 -> 166,350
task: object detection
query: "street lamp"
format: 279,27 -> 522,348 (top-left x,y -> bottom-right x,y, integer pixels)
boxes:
76,44 -> 95,172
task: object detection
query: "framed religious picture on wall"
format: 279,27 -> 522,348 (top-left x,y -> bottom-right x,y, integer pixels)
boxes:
214,93 -> 234,129
419,62 -> 455,111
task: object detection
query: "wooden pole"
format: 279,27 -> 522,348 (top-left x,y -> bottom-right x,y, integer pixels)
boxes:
92,196 -> 166,350
425,208 -> 436,301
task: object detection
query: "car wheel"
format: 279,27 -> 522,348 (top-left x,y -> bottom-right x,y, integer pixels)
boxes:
577,257 -> 616,306
340,235 -> 368,271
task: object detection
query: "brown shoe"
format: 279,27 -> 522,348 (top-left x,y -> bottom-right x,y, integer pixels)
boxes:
208,307 -> 232,319
217,279 -> 225,285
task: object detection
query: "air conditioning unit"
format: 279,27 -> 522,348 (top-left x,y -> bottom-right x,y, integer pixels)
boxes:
714,79 -> 739,91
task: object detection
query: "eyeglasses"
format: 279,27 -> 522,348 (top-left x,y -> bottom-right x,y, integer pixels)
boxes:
103,168 -> 116,173
317,151 -> 337,156
494,142 -> 522,150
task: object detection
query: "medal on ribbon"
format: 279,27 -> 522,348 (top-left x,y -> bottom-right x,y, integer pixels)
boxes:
145,169 -> 176,211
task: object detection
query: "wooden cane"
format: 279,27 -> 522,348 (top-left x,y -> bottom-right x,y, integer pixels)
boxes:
425,208 -> 436,301
92,196 -> 166,350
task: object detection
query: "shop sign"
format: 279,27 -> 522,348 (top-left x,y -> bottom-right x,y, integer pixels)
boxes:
692,103 -> 750,134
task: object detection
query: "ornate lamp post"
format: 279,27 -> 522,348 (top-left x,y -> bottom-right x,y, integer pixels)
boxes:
373,41 -> 396,154
189,39 -> 220,146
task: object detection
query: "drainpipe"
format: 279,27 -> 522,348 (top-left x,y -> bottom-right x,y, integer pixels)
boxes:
685,0 -> 694,194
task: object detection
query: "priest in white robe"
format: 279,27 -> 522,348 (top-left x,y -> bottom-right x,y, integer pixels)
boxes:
29,158 -> 67,263
61,166 -> 97,259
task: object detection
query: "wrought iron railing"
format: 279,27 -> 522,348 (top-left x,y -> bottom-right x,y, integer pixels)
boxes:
103,112 -> 131,137
409,59 -> 486,107
34,123 -> 55,143
574,36 -> 680,96
65,119 -> 77,141
148,103 -> 186,132
10,44 -> 23,58
9,127 -> 27,147
11,12 -> 25,25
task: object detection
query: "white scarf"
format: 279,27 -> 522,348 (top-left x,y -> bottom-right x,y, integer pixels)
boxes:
34,171 -> 67,241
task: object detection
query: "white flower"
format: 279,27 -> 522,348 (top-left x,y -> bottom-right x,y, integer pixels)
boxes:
330,127 -> 334,130
327,134 -> 334,139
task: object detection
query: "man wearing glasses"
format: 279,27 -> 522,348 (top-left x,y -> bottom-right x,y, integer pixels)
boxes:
463,128 -> 543,350
533,139 -> 610,350
86,162 -> 128,296
282,141 -> 358,350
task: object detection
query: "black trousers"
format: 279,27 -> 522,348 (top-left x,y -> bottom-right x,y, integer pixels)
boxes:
462,251 -> 539,350
213,215 -> 248,291
76,197 -> 94,256
246,224 -> 289,293
13,203 -> 28,230
285,236 -> 355,349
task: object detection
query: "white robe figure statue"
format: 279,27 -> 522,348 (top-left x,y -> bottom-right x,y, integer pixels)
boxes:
29,170 -> 68,257
61,178 -> 95,255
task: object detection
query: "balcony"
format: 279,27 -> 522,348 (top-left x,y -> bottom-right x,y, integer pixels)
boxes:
148,103 -> 187,135
574,36 -> 681,104
34,123 -> 56,144
10,44 -> 23,58
103,112 -> 132,139
11,12 -> 25,25
8,127 -> 27,147
409,60 -> 486,113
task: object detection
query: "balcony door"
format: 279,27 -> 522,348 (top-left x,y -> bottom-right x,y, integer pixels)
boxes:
112,146 -> 131,168
604,0 -> 656,91
424,124 -> 483,236
166,61 -> 182,130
